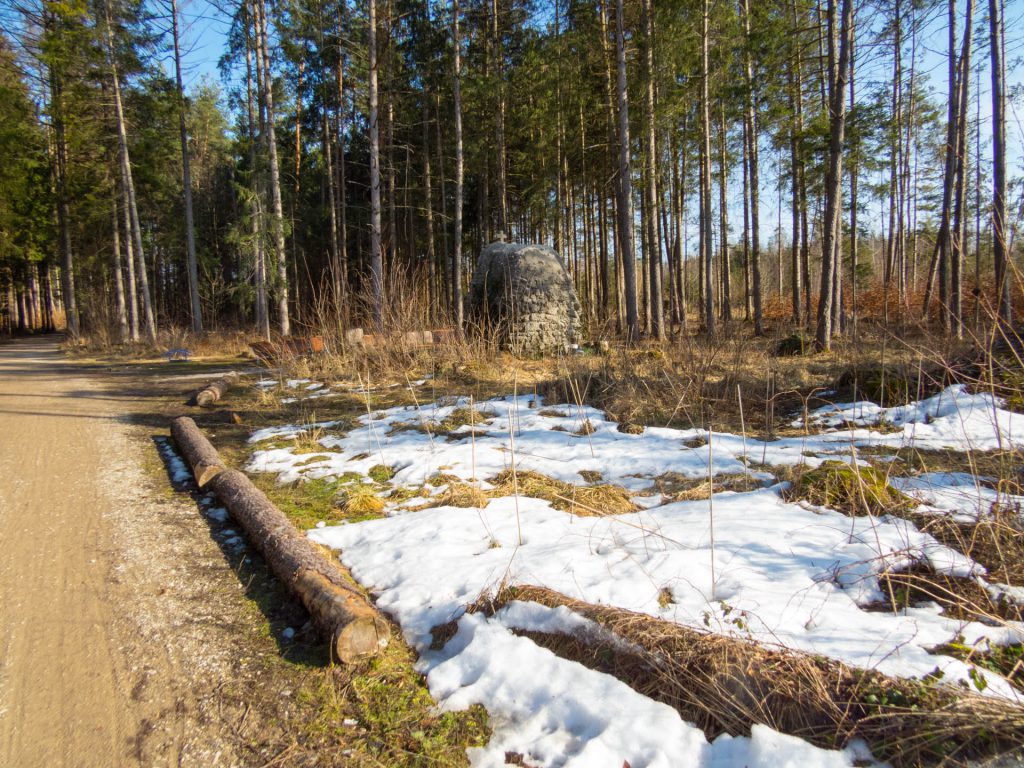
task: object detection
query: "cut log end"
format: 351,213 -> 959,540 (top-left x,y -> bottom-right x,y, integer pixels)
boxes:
333,616 -> 392,664
294,567 -> 391,661
193,371 -> 240,407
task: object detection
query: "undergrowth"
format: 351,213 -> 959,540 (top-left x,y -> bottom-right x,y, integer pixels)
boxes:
783,460 -> 917,516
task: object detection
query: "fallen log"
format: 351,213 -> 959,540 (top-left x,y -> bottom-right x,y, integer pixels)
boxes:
170,416 -> 226,487
207,469 -> 390,663
193,371 -> 240,407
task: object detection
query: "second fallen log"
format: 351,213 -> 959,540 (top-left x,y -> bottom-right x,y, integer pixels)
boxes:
207,469 -> 390,663
194,371 -> 240,407
170,416 -> 226,487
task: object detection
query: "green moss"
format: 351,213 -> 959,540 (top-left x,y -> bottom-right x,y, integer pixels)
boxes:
785,461 -> 916,516
774,333 -> 809,357
348,644 -> 489,764
368,464 -> 396,483
436,406 -> 494,434
253,475 -> 346,530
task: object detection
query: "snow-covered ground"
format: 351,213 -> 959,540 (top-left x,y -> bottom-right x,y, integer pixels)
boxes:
245,383 -> 1024,767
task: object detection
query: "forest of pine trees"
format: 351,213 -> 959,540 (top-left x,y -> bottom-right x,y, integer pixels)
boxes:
0,0 -> 1019,348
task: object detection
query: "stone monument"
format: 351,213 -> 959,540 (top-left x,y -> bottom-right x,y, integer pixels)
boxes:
467,241 -> 581,354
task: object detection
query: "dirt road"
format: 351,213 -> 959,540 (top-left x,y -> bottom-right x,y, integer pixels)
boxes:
0,336 -> 265,767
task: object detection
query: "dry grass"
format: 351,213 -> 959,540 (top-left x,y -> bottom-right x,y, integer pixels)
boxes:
430,481 -> 489,509
874,562 -> 1023,624
433,584 -> 1024,767
906,506 -> 1024,586
335,484 -> 385,518
651,471 -> 757,500
489,469 -> 638,516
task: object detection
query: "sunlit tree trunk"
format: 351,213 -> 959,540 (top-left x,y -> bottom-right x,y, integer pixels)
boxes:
171,0 -> 202,333
451,0 -> 464,329
814,0 -> 852,351
368,0 -> 383,329
253,0 -> 289,335
614,0 -> 638,341
989,0 -> 1012,326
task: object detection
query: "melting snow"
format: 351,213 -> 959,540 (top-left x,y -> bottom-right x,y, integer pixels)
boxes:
242,385 -> 1024,766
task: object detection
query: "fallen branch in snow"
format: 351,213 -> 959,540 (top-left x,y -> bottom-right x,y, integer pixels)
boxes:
207,469 -> 390,663
433,584 -> 1024,767
192,371 -> 240,407
170,416 -> 226,487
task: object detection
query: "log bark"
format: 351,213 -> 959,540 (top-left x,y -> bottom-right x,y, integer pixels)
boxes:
207,469 -> 390,663
170,416 -> 226,487
194,372 -> 240,407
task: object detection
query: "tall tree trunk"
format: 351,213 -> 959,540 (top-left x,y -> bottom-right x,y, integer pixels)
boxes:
422,95 -> 436,321
641,0 -> 662,339
120,167 -> 139,341
45,10 -> 78,338
111,197 -> 128,341
335,44 -> 349,316
989,0 -> 1012,326
814,0 -> 853,351
368,0 -> 384,329
699,0 -> 715,336
492,0 -> 507,235
950,0 -> 974,338
923,0 -> 959,327
451,0 -> 465,329
254,0 -> 290,335
614,0 -> 639,341
787,55 -> 802,323
718,105 -> 732,322
105,0 -> 156,343
848,30 -> 859,336
171,0 -> 202,333
245,27 -> 269,338
323,103 -> 341,315
742,0 -> 763,336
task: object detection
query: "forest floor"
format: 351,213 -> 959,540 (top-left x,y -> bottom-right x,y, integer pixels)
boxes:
0,334 -> 480,768
5,329 -> 1024,767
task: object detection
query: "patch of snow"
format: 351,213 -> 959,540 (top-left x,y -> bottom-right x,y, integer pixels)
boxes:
156,438 -> 193,485
799,385 -> 1024,451
246,385 -> 1024,765
248,420 -> 339,444
425,610 -> 868,767
891,472 -> 1023,522
248,387 -> 1024,492
310,490 -> 1019,701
